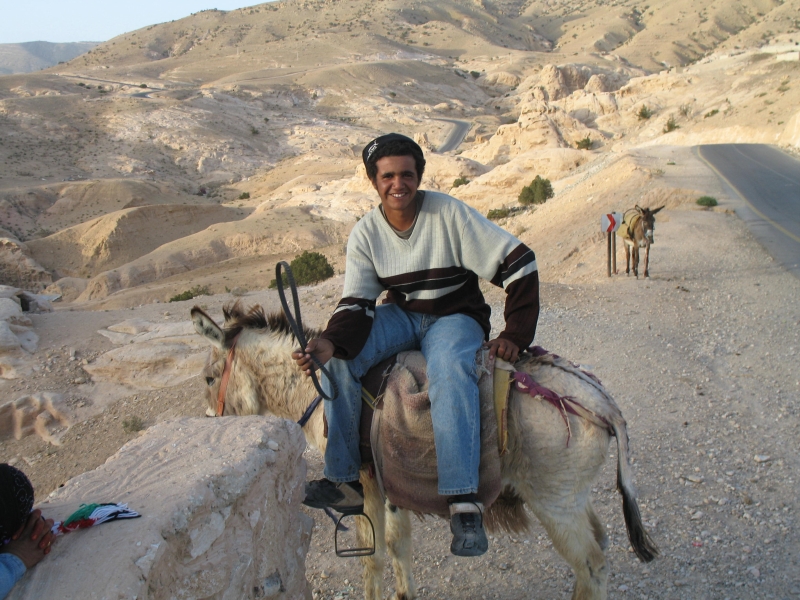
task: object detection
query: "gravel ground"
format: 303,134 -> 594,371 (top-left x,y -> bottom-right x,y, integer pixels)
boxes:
302,207 -> 800,600
2,205 -> 798,600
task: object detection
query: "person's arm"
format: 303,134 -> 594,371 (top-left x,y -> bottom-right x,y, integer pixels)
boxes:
0,553 -> 26,600
0,509 -> 56,599
457,205 -> 540,360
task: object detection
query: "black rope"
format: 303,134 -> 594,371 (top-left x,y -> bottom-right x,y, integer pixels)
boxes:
275,261 -> 338,401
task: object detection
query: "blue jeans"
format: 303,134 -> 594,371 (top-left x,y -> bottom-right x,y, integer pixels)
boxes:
322,304 -> 485,495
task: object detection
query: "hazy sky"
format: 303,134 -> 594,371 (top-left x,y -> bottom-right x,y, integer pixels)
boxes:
0,1 -> 267,44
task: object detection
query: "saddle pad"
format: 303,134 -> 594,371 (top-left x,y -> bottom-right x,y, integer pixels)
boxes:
372,349 -> 502,518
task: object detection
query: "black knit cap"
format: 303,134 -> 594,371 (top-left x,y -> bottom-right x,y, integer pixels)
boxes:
0,463 -> 34,543
361,133 -> 422,169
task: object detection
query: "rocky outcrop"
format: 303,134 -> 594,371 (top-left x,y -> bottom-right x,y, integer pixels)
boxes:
10,416 -> 313,600
87,319 -> 209,390
0,285 -> 51,379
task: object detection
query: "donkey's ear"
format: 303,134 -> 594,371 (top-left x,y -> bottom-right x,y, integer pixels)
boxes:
651,205 -> 665,215
191,307 -> 225,348
635,204 -> 643,212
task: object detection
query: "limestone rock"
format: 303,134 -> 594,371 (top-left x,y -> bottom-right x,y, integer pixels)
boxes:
85,332 -> 208,390
0,392 -> 72,444
9,416 -> 313,600
0,298 -> 31,326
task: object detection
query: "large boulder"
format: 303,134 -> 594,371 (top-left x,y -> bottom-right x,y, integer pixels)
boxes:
10,416 -> 313,600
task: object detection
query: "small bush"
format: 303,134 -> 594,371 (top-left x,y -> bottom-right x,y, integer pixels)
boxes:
269,251 -> 334,288
250,126 -> 260,135
238,192 -> 250,200
576,136 -> 592,150
696,196 -> 718,207
452,176 -> 470,188
139,83 -> 148,88
704,109 -> 719,118
470,71 -> 480,79
637,105 -> 652,120
169,285 -> 211,302
122,416 -> 145,433
263,117 -> 270,122
389,92 -> 396,98
679,104 -> 691,117
487,208 -> 510,221
518,176 -> 553,206
663,115 -> 679,133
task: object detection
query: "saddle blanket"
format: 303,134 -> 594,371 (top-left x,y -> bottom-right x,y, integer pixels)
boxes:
371,349 -> 503,518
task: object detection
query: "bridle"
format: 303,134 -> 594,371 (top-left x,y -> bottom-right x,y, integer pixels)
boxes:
213,262 -> 338,422
215,332 -> 240,417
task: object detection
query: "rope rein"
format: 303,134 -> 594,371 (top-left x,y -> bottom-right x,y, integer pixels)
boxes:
275,261 -> 338,402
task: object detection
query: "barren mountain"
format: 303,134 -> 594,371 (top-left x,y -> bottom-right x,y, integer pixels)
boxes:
0,41 -> 97,75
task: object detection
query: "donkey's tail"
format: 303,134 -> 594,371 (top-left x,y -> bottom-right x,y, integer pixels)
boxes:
611,416 -> 659,562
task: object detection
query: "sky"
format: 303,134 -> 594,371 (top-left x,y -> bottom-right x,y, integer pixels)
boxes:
0,1 -> 268,45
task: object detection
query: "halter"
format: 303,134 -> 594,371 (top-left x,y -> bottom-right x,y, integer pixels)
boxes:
216,332 -> 241,417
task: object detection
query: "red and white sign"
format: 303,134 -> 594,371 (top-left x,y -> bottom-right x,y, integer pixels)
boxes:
601,212 -> 623,233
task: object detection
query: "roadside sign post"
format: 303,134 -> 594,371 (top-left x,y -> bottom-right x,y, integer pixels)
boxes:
601,213 -> 623,277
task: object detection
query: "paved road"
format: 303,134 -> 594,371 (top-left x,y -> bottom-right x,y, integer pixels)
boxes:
697,144 -> 800,278
435,119 -> 471,153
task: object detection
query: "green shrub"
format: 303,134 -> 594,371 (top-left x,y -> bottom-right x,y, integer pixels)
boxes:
123,416 -> 145,433
637,105 -> 652,120
452,176 -> 470,188
269,251 -> 334,288
576,136 -> 592,150
470,71 -> 480,78
250,126 -> 260,135
486,208 -> 510,221
518,176 -> 553,206
704,109 -> 719,118
139,83 -> 148,88
169,285 -> 211,302
696,196 -> 718,207
663,115 -> 679,133
238,192 -> 250,200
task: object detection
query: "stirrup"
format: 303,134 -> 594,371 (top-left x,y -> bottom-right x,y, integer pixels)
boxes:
334,511 -> 376,557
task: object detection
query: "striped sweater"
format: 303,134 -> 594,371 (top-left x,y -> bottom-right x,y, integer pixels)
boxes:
320,191 -> 539,359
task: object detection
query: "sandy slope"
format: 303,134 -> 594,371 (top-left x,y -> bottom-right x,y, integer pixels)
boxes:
1,148 -> 799,598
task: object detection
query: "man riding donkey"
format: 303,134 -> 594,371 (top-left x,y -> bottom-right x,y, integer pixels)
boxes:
292,133 -> 540,557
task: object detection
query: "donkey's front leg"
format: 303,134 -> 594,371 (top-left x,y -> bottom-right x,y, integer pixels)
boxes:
643,243 -> 650,278
359,475 -> 386,600
386,504 -> 417,600
624,243 -> 631,276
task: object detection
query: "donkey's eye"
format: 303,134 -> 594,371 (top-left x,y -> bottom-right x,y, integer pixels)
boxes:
206,377 -> 215,386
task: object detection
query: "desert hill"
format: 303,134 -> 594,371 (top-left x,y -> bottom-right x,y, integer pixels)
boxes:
0,0 -> 798,306
0,41 -> 97,75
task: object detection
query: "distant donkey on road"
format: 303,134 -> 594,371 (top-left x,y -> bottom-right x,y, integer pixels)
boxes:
617,205 -> 664,279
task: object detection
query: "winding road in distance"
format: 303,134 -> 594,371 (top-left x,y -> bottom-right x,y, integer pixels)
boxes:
697,144 -> 800,279
435,119 -> 472,153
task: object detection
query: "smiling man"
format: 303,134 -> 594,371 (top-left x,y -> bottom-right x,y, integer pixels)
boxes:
293,133 -> 540,557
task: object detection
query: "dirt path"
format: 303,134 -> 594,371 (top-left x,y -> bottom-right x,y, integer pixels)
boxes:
2,204 -> 798,599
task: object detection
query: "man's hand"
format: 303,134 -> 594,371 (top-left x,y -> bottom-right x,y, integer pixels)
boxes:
292,338 -> 335,376
486,337 -> 520,363
4,510 -> 56,568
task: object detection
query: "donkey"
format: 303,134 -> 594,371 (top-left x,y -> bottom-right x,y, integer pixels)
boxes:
617,205 -> 664,279
191,303 -> 658,600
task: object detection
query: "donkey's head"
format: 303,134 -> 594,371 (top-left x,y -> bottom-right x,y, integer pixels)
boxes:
634,205 -> 664,244
192,302 -> 317,418
191,302 -> 276,418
